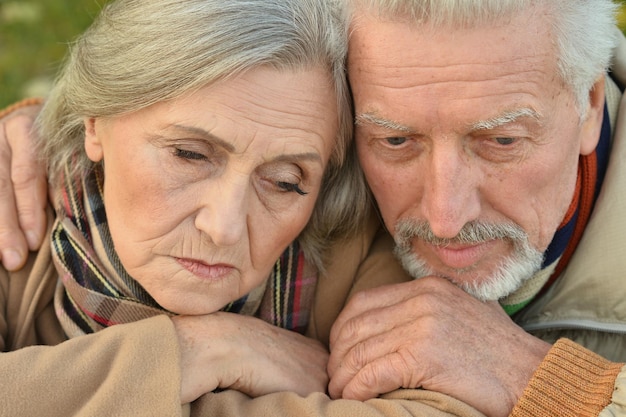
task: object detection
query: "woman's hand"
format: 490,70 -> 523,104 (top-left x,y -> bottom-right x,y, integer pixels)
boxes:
172,312 -> 329,403
0,101 -> 47,271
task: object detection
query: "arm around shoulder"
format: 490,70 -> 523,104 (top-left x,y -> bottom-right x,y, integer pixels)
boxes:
0,97 -> 48,271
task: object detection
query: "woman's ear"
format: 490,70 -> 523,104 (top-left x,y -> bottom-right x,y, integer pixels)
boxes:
84,117 -> 104,162
579,76 -> 606,156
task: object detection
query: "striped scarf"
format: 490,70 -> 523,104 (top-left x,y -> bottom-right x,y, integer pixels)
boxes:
52,163 -> 317,338
501,104 -> 611,315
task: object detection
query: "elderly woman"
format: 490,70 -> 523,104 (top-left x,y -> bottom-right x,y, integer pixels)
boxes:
0,0 -> 378,414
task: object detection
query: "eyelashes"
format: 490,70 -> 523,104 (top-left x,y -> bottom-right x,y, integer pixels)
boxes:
277,181 -> 308,195
173,147 -> 309,196
174,148 -> 209,161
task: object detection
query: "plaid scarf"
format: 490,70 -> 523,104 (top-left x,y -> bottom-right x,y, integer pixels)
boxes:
52,164 -> 317,338
501,104 -> 611,315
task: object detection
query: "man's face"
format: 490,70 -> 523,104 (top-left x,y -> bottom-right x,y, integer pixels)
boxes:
349,8 -> 604,300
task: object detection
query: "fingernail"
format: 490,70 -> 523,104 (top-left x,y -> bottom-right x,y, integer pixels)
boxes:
2,249 -> 23,271
26,231 -> 40,250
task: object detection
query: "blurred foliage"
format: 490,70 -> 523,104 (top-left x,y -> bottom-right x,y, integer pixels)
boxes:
2,0 -> 626,110
618,1 -> 626,31
0,1 -> 109,108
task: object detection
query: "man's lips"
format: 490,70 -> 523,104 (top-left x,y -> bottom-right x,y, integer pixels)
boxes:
421,240 -> 497,270
176,258 -> 236,281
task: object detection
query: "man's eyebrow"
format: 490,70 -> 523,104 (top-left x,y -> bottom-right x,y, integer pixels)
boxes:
470,108 -> 541,131
355,113 -> 412,133
169,124 -> 236,152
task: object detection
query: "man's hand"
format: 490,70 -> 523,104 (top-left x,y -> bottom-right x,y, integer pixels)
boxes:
0,102 -> 47,271
172,312 -> 329,404
327,276 -> 551,417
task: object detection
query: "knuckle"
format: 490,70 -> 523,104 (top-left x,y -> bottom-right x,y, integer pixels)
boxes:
6,113 -> 35,137
333,316 -> 366,349
0,228 -> 20,246
358,363 -> 383,390
397,349 -> 422,387
11,164 -> 42,189
348,289 -> 371,306
416,275 -> 445,293
16,208 -> 39,230
0,177 -> 14,196
342,316 -> 364,341
349,358 -> 402,400
346,341 -> 369,371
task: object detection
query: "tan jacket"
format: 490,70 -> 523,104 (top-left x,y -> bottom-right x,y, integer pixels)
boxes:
5,29 -> 626,417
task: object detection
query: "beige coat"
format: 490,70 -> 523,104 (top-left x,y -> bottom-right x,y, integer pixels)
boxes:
5,28 -> 626,417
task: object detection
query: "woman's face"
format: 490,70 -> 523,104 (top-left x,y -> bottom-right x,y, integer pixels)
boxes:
83,66 -> 338,315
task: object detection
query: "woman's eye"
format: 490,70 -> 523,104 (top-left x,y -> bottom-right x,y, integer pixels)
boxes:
386,136 -> 407,146
494,137 -> 516,145
174,148 -> 207,161
277,181 -> 308,195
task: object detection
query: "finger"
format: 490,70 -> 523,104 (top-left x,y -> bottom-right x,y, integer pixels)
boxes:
329,323 -> 437,400
6,113 -> 48,250
328,338 -> 368,398
330,280 -> 423,349
341,351 -> 412,401
0,122 -> 28,271
328,313 -> 423,397
327,304 -> 392,378
328,283 -> 430,377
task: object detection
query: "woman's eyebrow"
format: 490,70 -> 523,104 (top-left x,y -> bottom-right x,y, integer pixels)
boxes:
169,124 -> 236,152
168,124 -> 322,164
272,153 -> 322,164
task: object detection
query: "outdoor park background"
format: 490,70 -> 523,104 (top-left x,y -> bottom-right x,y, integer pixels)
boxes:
2,0 -> 626,109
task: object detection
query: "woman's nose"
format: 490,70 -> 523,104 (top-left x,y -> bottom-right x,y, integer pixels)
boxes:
194,179 -> 248,247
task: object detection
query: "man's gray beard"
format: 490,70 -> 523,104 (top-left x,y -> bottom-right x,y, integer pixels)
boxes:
392,219 -> 544,301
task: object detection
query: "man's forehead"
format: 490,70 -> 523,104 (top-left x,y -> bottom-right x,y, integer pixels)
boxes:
346,4 -> 552,59
346,7 -> 559,100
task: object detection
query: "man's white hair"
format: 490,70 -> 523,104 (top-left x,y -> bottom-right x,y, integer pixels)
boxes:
341,0 -> 619,118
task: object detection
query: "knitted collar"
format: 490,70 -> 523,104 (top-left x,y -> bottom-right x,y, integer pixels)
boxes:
52,164 -> 317,338
501,103 -> 611,315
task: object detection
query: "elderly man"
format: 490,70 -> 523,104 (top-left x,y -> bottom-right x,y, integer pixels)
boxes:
326,0 -> 626,416
1,1 -> 626,416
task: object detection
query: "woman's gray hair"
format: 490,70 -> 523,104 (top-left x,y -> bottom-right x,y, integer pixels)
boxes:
37,0 -> 370,271
342,0 -> 619,118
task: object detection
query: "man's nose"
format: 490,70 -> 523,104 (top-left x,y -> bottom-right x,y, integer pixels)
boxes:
420,145 -> 481,238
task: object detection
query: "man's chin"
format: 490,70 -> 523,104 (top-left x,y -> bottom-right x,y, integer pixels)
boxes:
394,246 -> 542,302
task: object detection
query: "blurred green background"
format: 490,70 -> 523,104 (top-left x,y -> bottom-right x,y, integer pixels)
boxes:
0,0 -> 109,108
2,0 -> 626,109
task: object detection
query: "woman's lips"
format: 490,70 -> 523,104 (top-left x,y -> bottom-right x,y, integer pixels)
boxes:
176,258 -> 235,281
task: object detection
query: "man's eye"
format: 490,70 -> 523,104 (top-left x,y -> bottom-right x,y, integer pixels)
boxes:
277,181 -> 308,195
174,148 -> 207,161
386,137 -> 407,146
494,137 -> 516,145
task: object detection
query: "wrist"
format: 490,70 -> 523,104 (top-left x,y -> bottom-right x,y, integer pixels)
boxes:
511,338 -> 623,417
